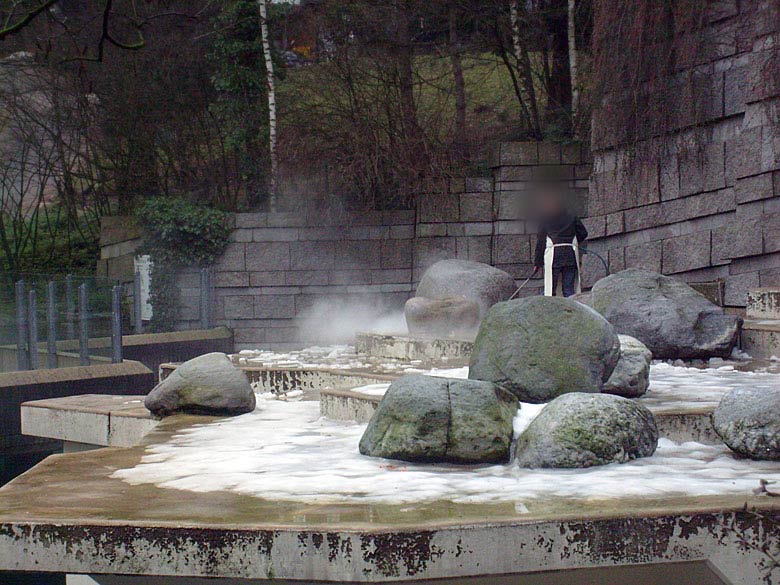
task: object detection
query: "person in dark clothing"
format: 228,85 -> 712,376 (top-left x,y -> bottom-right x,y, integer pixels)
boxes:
534,206 -> 588,297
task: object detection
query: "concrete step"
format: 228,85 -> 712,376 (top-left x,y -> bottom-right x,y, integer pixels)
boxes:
742,319 -> 780,360
747,288 -> 780,320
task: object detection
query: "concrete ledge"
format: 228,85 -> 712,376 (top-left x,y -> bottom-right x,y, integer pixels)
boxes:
21,395 -> 158,449
747,289 -> 780,320
321,389 -> 720,445
355,332 -> 473,364
320,388 -> 382,423
1,327 -> 233,374
0,361 -> 154,458
742,319 -> 780,360
161,362 -> 397,394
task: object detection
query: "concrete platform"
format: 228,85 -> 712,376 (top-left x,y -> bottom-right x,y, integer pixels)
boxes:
21,395 -> 160,451
355,331 -> 473,364
2,412 -> 780,584
320,387 -> 720,444
742,319 -> 780,360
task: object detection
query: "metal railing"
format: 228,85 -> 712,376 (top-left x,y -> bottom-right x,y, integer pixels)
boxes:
13,278 -> 124,369
4,267 -> 214,371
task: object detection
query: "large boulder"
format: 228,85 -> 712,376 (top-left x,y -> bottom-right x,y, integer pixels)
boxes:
713,388 -> 780,460
359,374 -> 517,464
404,296 -> 481,338
602,335 -> 652,398
415,260 -> 516,319
145,352 -> 256,417
468,296 -> 621,403
515,393 -> 659,468
589,269 -> 741,359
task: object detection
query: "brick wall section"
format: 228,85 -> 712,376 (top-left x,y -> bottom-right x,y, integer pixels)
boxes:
585,1 -> 780,307
173,143 -> 588,349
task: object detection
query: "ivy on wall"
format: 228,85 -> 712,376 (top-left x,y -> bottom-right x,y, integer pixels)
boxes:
135,198 -> 231,332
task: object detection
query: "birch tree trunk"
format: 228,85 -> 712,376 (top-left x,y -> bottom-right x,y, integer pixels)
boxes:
258,0 -> 277,211
509,0 -> 542,138
568,0 -> 579,133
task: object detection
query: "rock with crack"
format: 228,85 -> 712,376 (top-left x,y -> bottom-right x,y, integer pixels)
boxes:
404,295 -> 481,338
414,259 -> 516,319
359,374 -> 517,464
515,393 -> 659,468
145,352 -> 256,417
468,296 -> 621,402
713,387 -> 780,460
589,269 -> 741,359
602,335 -> 653,398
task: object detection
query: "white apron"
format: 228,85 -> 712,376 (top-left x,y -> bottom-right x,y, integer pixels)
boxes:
543,236 -> 582,296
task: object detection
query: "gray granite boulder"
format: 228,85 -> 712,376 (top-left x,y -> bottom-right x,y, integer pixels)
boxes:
590,269 -> 741,359
713,388 -> 780,460
415,259 -> 516,319
515,393 -> 659,468
359,374 -> 517,464
602,335 -> 653,398
404,295 -> 481,338
468,296 -> 621,402
145,352 -> 256,417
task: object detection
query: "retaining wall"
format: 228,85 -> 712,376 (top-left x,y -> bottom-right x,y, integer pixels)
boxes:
585,0 -> 780,305
175,144 -> 588,349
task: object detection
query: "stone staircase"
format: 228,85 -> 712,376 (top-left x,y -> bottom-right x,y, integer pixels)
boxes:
741,288 -> 780,360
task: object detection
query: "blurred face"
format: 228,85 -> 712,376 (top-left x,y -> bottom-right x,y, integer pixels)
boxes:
538,189 -> 565,217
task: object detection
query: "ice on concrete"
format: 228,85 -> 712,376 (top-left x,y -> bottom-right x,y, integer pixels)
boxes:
235,345 -> 438,376
116,399 -> 780,506
115,353 -> 780,505
640,362 -> 780,412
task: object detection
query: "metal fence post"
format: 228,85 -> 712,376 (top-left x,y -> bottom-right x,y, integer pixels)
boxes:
65,274 -> 75,340
15,281 -> 29,371
111,285 -> 123,364
133,270 -> 143,334
27,289 -> 38,370
200,268 -> 212,330
78,283 -> 90,366
46,281 -> 57,369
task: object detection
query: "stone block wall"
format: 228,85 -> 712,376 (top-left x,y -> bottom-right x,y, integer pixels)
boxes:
175,143 -> 588,349
96,216 -> 141,283
585,0 -> 780,307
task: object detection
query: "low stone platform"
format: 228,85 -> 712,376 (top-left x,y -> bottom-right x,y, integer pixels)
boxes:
21,395 -> 160,451
742,320 -> 780,360
320,386 -> 719,444
355,331 -> 473,364
2,411 -> 780,584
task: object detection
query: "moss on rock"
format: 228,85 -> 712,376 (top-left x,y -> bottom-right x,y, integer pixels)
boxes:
468,296 -> 620,402
514,393 -> 659,468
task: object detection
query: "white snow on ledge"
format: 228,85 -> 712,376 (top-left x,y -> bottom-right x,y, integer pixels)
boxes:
115,399 -> 780,506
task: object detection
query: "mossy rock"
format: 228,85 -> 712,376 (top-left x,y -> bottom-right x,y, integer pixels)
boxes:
359,374 -> 518,464
515,393 -> 659,468
468,296 -> 620,402
713,388 -> 780,460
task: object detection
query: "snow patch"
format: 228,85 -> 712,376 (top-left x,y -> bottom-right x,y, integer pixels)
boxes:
115,398 -> 780,505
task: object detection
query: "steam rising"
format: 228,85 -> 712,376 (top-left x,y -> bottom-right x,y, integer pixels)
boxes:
296,298 -> 407,344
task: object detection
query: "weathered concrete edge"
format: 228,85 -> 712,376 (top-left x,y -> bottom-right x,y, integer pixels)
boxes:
0,360 -> 152,389
0,506 -> 777,582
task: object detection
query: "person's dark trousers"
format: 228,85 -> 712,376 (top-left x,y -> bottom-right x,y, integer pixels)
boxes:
551,266 -> 578,297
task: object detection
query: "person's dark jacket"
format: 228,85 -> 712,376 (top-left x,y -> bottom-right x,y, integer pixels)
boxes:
534,213 -> 588,269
